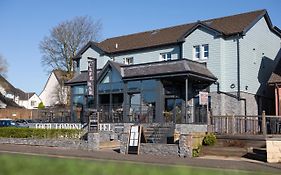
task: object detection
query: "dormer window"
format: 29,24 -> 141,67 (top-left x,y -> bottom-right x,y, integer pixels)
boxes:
160,52 -> 172,61
123,57 -> 134,65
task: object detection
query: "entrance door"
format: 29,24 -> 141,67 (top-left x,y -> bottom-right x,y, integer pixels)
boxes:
165,98 -> 183,123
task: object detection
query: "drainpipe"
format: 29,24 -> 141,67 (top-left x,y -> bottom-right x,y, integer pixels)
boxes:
236,35 -> 241,101
276,83 -> 280,115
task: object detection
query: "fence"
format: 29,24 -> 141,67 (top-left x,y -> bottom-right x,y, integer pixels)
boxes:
0,108 -> 39,119
211,111 -> 281,135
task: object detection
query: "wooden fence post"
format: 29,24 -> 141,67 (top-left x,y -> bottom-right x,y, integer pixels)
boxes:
231,115 -> 235,135
262,110 -> 267,136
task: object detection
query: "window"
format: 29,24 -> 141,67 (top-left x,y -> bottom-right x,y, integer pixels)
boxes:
160,52 -> 172,61
31,101 -> 36,106
193,44 -> 209,60
123,57 -> 134,65
101,71 -> 110,84
202,44 -> 209,59
193,45 -> 200,59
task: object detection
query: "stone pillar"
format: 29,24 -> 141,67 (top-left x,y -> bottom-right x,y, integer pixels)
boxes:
179,134 -> 192,158
120,132 -> 129,154
266,138 -> 281,163
87,133 -> 100,150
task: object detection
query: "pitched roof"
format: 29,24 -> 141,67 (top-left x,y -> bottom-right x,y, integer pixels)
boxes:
74,9 -> 280,58
122,59 -> 217,81
18,92 -> 36,101
268,58 -> 281,84
67,59 -> 216,84
95,9 -> 278,54
65,71 -> 88,85
53,69 -> 71,85
0,92 -> 22,108
0,75 -> 17,94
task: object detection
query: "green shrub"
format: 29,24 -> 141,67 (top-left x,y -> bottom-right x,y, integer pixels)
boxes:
192,145 -> 202,157
203,133 -> 216,146
38,102 -> 45,109
0,127 -> 81,139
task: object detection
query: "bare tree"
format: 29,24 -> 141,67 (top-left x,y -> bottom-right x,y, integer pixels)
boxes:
39,16 -> 102,75
0,54 -> 8,77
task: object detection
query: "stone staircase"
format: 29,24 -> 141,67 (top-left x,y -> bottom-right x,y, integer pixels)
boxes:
243,147 -> 267,162
143,124 -> 174,144
201,135 -> 267,162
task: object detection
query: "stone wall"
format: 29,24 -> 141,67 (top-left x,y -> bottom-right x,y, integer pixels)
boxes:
210,92 -> 258,116
178,134 -> 193,158
0,138 -> 88,150
175,124 -> 208,134
0,133 -> 100,151
266,138 -> 281,163
139,143 -> 178,156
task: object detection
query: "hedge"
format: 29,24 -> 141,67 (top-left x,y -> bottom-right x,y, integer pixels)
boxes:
0,127 -> 81,139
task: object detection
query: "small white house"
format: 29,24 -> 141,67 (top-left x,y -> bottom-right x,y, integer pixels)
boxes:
18,92 -> 41,109
39,70 -> 69,107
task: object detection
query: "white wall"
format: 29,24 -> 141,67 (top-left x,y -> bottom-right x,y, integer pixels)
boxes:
39,72 -> 63,107
19,94 -> 41,109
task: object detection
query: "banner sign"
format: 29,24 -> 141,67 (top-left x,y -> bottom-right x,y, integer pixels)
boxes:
87,59 -> 97,96
199,92 -> 208,105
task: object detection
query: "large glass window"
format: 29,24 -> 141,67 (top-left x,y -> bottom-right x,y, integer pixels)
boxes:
128,81 -> 141,91
101,72 -> 110,84
142,80 -> 157,90
72,86 -> 85,95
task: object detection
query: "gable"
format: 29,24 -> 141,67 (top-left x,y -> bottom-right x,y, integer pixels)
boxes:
98,61 -> 124,83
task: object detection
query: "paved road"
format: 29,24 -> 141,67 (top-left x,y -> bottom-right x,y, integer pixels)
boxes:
0,143 -> 280,174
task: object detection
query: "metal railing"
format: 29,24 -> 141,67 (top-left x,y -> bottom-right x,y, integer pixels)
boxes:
211,111 -> 281,135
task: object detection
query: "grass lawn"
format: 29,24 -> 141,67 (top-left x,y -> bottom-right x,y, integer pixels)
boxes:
0,153 -> 277,175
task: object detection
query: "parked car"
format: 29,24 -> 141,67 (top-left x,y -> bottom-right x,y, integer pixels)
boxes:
15,119 -> 30,128
0,118 -> 27,128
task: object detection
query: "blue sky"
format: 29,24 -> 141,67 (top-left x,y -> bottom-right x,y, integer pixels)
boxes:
0,0 -> 280,94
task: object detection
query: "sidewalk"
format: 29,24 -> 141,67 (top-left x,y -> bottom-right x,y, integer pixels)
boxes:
0,143 -> 280,173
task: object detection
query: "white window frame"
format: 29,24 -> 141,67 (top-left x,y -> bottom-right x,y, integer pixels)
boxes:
193,45 -> 200,60
123,57 -> 134,65
30,100 -> 36,106
202,44 -> 209,59
160,52 -> 172,61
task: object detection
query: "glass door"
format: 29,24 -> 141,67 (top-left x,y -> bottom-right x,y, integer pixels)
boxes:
165,98 -> 183,123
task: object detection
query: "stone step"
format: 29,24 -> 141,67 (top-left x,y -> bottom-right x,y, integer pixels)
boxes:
201,146 -> 248,157
252,147 -> 267,155
243,152 -> 267,162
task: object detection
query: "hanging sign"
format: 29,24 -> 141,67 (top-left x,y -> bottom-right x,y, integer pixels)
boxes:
87,59 -> 96,96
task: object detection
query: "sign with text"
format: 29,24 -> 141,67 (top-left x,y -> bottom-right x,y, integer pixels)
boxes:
127,125 -> 141,154
87,59 -> 97,96
199,92 -> 208,105
88,109 -> 99,133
